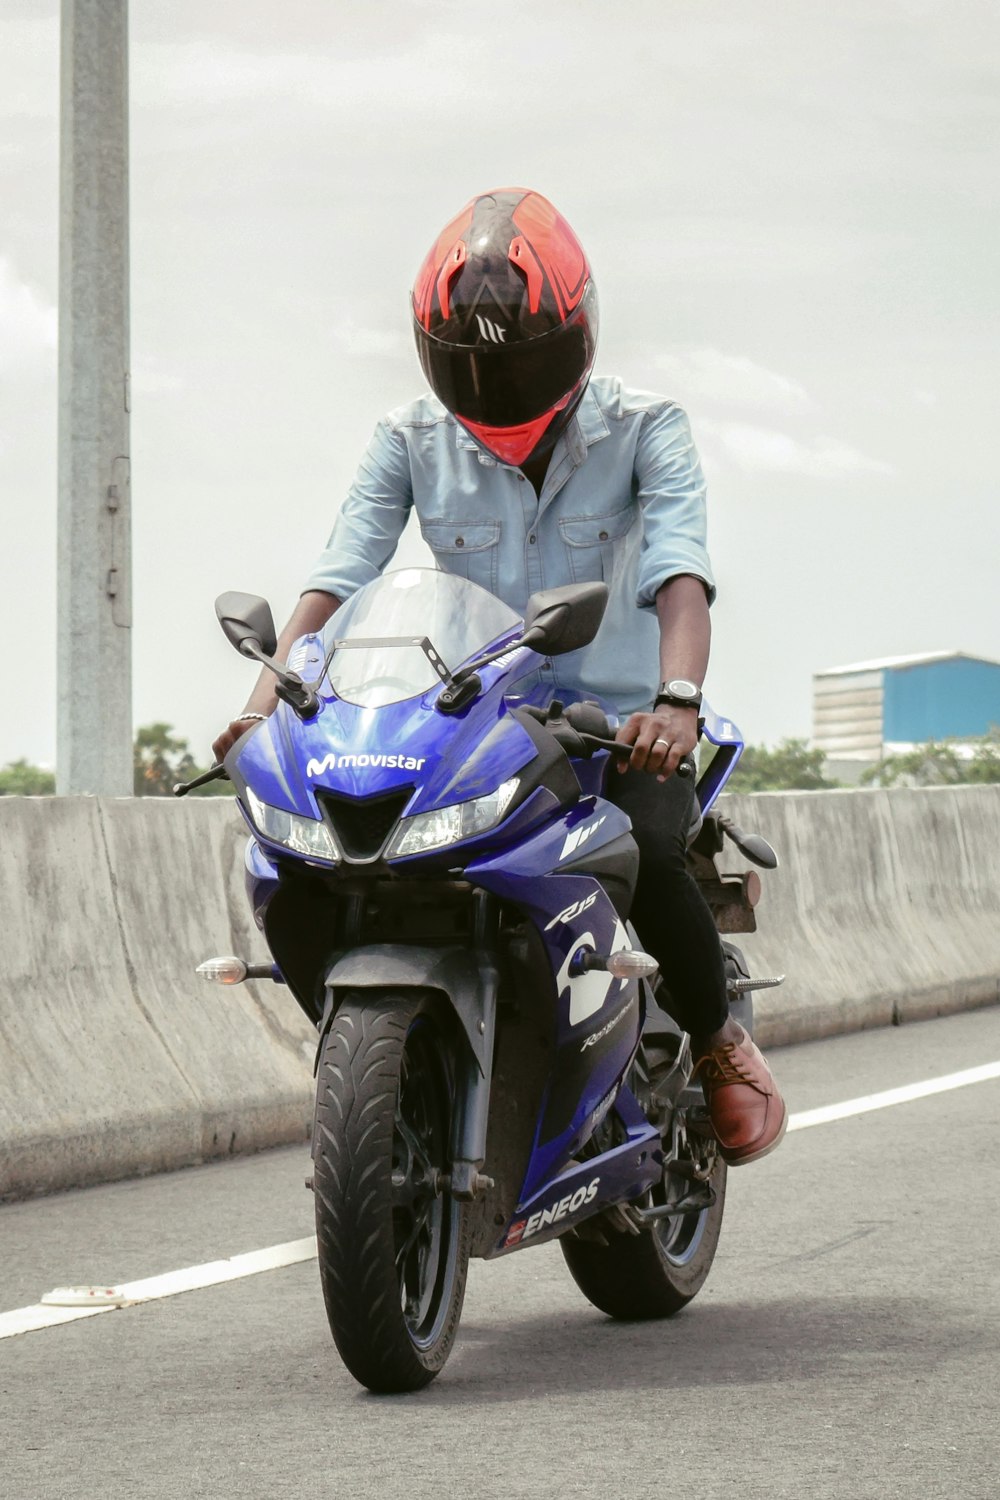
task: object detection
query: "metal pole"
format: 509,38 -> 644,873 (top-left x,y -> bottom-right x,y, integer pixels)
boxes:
57,0 -> 132,796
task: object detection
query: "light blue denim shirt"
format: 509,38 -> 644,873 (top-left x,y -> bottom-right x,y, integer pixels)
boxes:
305,376 -> 715,715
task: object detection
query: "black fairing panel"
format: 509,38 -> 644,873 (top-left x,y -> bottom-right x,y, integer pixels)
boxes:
316,786 -> 412,861
556,829 -> 639,919
261,875 -> 342,1023
508,706 -> 583,810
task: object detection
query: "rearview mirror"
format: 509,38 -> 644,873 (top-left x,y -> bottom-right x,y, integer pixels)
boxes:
522,582 -> 608,656
215,592 -> 278,658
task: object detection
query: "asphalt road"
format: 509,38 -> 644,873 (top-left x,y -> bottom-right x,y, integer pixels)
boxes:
3,1007 -> 1000,1500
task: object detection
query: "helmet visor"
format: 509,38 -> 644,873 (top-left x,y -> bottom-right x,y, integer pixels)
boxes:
414,283 -> 598,428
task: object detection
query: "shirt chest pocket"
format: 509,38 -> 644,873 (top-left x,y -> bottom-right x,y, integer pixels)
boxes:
420,518 -> 501,595
557,503 -> 636,584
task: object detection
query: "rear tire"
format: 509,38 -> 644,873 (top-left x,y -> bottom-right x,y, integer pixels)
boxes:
560,1152 -> 726,1318
313,989 -> 471,1392
560,1036 -> 727,1319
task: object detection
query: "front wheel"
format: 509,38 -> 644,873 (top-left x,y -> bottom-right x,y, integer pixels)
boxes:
312,989 -> 471,1392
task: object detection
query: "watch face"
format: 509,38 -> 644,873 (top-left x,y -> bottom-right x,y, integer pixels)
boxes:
667,679 -> 700,699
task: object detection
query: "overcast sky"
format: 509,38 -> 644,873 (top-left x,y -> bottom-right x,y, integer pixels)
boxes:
1,0 -> 997,767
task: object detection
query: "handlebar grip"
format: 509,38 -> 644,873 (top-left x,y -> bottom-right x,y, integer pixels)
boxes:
583,734 -> 694,777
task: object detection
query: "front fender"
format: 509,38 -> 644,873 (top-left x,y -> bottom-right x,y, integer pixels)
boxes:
320,943 -> 497,1077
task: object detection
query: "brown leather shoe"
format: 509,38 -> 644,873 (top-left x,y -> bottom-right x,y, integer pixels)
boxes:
695,1024 -> 787,1166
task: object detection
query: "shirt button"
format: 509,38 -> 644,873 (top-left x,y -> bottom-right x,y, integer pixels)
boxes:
598,530 -> 609,541
455,537 -> 464,548
528,534 -> 536,544
518,475 -> 525,483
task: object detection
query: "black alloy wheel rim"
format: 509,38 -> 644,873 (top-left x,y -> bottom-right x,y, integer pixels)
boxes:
631,1044 -> 714,1266
651,1168 -> 711,1265
391,1019 -> 458,1348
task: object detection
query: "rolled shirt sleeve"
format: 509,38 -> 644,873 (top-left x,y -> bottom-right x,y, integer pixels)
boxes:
303,419 -> 413,600
634,403 -> 716,608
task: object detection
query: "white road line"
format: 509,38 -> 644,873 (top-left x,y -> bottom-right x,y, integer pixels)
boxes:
0,1236 -> 317,1342
114,1235 -> 317,1301
786,1059 -> 1000,1132
4,1058 -> 1000,1342
1,1303 -> 114,1339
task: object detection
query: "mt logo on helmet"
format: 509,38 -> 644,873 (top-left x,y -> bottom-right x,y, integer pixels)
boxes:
412,188 -> 599,467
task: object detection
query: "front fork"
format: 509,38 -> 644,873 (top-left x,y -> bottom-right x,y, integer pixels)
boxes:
448,891 -> 499,1201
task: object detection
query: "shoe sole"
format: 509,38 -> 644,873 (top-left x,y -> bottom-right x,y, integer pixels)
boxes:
720,1104 -> 788,1167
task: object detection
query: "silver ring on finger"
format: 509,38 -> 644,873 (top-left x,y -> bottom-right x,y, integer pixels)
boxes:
654,738 -> 672,750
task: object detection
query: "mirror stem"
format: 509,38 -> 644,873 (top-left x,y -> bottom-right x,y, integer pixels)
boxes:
240,641 -> 319,719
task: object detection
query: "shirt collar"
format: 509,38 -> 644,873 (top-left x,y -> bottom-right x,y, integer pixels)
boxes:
452,419 -> 498,465
565,381 -> 610,466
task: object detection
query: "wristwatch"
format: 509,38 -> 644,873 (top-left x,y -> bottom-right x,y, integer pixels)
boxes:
654,678 -> 703,711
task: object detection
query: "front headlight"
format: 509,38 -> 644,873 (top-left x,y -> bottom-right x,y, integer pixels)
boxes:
245,786 -> 341,864
386,777 -> 519,859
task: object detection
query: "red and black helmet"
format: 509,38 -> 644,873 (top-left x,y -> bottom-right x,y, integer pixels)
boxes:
412,188 -> 598,467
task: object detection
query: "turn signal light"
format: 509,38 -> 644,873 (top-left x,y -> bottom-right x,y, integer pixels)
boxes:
605,949 -> 659,980
196,956 -> 248,985
574,948 -> 659,980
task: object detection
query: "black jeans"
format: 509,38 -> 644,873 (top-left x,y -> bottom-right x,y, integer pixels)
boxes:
604,761 -> 728,1036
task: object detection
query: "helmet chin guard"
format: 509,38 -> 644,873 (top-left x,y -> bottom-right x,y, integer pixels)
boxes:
412,189 -> 598,467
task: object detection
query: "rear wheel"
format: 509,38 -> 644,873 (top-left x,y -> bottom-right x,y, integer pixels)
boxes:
560,1041 -> 726,1319
313,989 -> 471,1392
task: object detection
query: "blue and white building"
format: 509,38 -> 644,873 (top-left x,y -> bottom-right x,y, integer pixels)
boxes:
812,651 -> 1000,764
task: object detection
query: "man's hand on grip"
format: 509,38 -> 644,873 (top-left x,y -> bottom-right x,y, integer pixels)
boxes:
615,705 -> 698,780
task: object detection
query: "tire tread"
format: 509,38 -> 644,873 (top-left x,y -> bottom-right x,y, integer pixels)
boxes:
313,990 -> 470,1392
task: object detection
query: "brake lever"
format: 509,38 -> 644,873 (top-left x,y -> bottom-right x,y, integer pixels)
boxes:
173,764 -> 229,797
581,733 -> 694,777
531,706 -> 694,778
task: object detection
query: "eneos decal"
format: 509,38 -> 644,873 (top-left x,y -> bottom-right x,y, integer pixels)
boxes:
504,1178 -> 601,1246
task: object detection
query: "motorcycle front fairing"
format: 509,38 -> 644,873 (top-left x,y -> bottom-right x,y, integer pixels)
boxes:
238,696 -> 655,1209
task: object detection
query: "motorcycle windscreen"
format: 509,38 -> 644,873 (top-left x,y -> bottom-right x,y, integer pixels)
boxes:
322,567 -> 521,709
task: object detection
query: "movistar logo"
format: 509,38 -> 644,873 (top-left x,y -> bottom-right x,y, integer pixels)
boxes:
475,314 -> 506,343
306,752 -> 427,776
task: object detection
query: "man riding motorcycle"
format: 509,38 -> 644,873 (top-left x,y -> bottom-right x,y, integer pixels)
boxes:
214,187 -> 786,1165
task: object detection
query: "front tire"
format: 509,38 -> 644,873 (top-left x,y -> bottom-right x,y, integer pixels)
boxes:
313,989 -> 471,1392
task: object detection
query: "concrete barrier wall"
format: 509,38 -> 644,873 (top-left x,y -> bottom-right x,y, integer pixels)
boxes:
717,785 -> 1000,1047
1,785 -> 998,1198
0,798 -> 314,1200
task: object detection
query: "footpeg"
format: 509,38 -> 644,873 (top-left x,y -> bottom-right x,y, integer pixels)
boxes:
632,1188 -> 716,1224
685,1104 -> 717,1139
727,974 -> 785,995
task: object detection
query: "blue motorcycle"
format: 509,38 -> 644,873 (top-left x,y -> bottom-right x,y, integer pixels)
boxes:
185,567 -> 780,1392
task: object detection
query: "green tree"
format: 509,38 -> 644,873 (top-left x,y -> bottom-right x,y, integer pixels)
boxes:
727,737 -> 839,793
0,758 -> 56,795
133,722 -> 233,797
965,728 -> 1000,783
862,729 -> 1000,787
